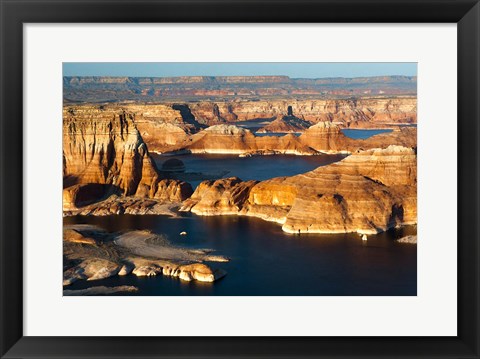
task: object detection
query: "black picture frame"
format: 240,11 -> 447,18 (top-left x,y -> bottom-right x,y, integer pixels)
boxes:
1,0 -> 479,358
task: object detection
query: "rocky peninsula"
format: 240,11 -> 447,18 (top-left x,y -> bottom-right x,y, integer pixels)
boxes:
63,224 -> 228,286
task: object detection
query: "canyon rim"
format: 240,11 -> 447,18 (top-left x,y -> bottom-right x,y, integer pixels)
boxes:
63,63 -> 417,296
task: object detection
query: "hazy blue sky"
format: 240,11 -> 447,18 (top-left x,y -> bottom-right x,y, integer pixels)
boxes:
63,63 -> 416,78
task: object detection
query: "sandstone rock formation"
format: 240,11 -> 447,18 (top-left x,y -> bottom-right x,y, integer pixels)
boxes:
63,225 -> 228,286
257,115 -> 312,133
179,122 -> 416,156
299,122 -> 417,153
63,107 -> 159,195
181,146 -> 417,234
397,235 -> 417,244
136,122 -> 190,153
187,97 -> 416,128
63,194 -> 187,216
182,177 -> 259,215
63,106 -> 193,213
299,121 -> 350,153
63,99 -> 416,155
185,124 -> 317,155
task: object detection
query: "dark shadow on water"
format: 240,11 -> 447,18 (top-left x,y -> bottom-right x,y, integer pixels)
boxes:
151,153 -> 347,190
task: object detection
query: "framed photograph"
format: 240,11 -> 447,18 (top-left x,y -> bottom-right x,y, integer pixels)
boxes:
1,0 -> 479,358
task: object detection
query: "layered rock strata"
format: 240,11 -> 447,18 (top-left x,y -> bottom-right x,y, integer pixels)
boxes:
63,107 -> 193,213
63,101 -> 416,155
190,98 -> 416,127
185,125 -> 317,155
181,146 -> 417,234
299,122 -> 417,153
179,122 -> 416,156
124,97 -> 417,129
64,75 -> 417,102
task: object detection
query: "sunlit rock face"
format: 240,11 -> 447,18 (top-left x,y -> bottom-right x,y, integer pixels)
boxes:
63,106 -> 159,196
63,106 -> 192,212
298,122 -> 417,154
129,103 -> 203,153
63,102 -> 416,156
181,146 -> 417,234
181,177 -> 259,215
185,124 -> 317,155
299,121 -> 350,153
149,119 -> 417,156
136,122 -> 190,153
355,126 -> 417,151
277,145 -> 417,234
190,97 -> 417,127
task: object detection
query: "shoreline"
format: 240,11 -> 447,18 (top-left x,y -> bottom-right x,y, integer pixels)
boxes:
64,204 -> 417,236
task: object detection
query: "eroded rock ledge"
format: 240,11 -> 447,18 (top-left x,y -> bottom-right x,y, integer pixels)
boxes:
63,225 -> 228,286
181,145 -> 417,235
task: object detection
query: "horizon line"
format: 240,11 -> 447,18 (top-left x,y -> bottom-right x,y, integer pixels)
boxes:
63,74 -> 417,79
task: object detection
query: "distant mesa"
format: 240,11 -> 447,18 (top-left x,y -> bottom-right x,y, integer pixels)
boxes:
63,75 -> 417,103
161,158 -> 186,173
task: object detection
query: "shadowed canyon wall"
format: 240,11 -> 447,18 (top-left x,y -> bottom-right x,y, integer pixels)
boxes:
63,107 -> 192,211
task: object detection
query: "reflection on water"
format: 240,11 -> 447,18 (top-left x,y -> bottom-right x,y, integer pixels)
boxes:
64,214 -> 417,296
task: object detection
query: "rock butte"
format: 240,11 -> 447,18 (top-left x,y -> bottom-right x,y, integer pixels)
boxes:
185,124 -> 317,155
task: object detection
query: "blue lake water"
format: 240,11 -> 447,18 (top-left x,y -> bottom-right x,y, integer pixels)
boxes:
64,214 -> 417,296
341,128 -> 393,139
234,118 -> 274,131
152,153 -> 347,189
